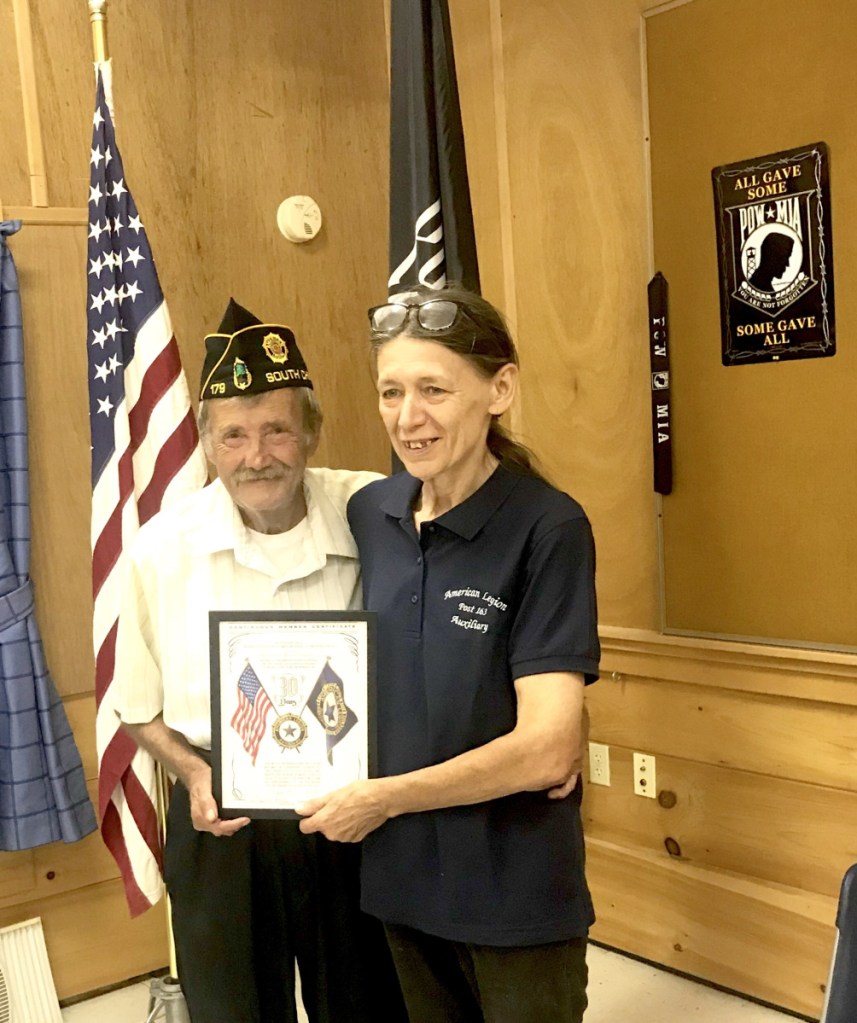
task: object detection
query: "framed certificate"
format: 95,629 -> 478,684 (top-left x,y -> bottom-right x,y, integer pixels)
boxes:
209,611 -> 376,819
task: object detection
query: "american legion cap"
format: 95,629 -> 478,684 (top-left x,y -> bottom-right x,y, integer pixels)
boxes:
199,298 -> 314,401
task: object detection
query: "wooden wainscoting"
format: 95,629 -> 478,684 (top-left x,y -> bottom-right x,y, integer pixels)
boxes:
585,627 -> 857,1018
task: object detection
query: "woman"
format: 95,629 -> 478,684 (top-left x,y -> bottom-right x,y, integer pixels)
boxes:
299,285 -> 600,1023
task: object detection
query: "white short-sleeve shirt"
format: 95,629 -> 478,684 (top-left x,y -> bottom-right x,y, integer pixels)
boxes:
114,467 -> 381,749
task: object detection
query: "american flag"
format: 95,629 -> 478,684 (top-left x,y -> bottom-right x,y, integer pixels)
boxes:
230,663 -> 274,766
89,64 -> 207,917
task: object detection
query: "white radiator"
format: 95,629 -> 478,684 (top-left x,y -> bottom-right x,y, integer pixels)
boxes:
0,918 -> 62,1023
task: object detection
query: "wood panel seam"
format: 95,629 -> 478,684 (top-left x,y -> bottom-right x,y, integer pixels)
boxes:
3,207 -> 88,226
586,836 -> 837,920
12,0 -> 49,207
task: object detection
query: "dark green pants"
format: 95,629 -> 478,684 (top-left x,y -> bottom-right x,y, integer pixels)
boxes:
385,922 -> 588,1023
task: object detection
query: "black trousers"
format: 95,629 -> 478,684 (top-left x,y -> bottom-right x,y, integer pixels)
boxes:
385,922 -> 588,1023
164,782 -> 407,1023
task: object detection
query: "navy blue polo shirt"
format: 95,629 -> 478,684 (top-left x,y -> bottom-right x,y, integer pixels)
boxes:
347,465 -> 600,946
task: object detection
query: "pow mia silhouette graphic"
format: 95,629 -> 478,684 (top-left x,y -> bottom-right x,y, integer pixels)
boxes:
713,142 -> 835,365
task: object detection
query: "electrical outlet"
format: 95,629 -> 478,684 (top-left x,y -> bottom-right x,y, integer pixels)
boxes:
633,752 -> 656,798
588,742 -> 610,786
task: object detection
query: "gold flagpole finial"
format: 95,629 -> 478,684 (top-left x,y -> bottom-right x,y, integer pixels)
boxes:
88,0 -> 109,64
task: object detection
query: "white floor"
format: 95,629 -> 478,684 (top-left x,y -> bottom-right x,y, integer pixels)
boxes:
60,945 -> 803,1022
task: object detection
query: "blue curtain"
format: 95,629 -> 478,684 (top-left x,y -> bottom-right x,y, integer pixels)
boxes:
0,220 -> 96,848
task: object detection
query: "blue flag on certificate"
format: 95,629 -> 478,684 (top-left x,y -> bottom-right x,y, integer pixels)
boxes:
306,660 -> 357,766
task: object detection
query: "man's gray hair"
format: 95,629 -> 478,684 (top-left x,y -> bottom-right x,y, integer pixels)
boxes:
197,387 -> 323,448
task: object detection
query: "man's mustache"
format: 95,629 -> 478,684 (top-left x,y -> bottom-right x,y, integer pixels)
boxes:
233,466 -> 288,483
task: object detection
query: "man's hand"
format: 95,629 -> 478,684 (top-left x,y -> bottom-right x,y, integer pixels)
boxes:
296,780 -> 390,843
186,762 -> 250,837
547,702 -> 590,800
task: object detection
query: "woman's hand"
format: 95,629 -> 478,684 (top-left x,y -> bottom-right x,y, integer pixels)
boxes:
296,779 -> 392,842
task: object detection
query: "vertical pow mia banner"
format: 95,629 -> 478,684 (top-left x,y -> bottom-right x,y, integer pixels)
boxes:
648,272 -> 672,495
712,142 -> 835,365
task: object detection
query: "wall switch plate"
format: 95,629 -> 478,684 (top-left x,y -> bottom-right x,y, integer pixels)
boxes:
633,752 -> 656,798
588,742 -> 611,786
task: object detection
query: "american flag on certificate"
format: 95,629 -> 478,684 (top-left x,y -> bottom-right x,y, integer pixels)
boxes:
89,63 -> 207,917
231,663 -> 274,766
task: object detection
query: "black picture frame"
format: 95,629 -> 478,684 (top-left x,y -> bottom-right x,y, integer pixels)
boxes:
209,610 -> 377,820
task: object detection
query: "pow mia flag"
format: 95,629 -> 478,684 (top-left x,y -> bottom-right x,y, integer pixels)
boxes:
648,273 -> 672,495
712,142 -> 835,366
388,0 -> 480,294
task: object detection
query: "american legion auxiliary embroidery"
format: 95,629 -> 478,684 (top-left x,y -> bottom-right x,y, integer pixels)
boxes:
443,586 -> 508,634
712,142 -> 835,365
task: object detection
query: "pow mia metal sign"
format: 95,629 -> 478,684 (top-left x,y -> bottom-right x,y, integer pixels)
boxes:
712,142 -> 835,365
648,272 -> 672,495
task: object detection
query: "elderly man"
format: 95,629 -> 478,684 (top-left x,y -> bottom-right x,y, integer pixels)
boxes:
115,300 -> 404,1023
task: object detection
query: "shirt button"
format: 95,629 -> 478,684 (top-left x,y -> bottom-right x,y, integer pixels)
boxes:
410,594 -> 418,604
416,556 -> 423,565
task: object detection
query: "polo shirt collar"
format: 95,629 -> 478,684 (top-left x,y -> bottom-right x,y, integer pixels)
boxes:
380,466 -> 521,541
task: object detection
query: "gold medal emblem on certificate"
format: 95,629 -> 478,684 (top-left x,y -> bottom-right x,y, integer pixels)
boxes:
272,712 -> 307,750
262,332 -> 289,364
316,682 -> 347,736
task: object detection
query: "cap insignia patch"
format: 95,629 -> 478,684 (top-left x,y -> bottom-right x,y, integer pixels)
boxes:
233,357 -> 252,390
262,332 -> 289,364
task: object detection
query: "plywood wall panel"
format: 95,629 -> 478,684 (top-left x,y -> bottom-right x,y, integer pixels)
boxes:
101,0 -> 391,474
28,0 -> 92,208
588,674 -> 857,792
587,838 -> 832,1019
497,0 -> 659,630
448,0 -> 507,309
0,0 -> 29,207
583,746 -> 857,899
647,0 -> 857,646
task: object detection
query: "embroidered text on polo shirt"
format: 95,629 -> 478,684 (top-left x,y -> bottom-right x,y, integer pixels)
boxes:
443,586 -> 509,633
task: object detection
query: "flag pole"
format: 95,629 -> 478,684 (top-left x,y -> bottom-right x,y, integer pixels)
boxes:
86,0 -> 179,983
88,0 -> 108,65
155,769 -> 179,979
